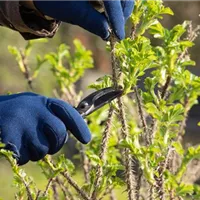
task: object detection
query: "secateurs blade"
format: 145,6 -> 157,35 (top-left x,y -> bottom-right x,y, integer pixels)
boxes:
76,87 -> 123,118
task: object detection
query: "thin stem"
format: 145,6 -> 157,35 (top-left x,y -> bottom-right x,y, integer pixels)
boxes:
91,107 -> 114,199
110,190 -> 117,200
80,144 -> 90,183
35,190 -> 41,200
134,86 -> 149,145
154,147 -> 173,200
148,184 -> 154,200
17,174 -> 33,200
96,4 -> 136,198
98,186 -> 115,200
43,157 -> 88,200
14,194 -> 19,200
150,75 -> 171,144
43,178 -> 53,197
134,161 -> 143,200
118,98 -> 136,200
52,181 -> 59,200
61,172 -> 90,200
56,177 -> 75,200
154,162 -> 165,200
110,30 -> 136,200
177,98 -> 189,142
20,49 -> 33,91
161,76 -> 171,99
169,189 -> 175,200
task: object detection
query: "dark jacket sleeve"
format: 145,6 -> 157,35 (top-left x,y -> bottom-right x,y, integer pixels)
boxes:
0,1 -> 60,40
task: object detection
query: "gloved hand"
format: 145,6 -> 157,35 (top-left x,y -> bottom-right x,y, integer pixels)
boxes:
0,92 -> 91,165
33,0 -> 135,40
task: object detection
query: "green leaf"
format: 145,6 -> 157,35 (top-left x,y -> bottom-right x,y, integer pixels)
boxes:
172,141 -> 184,156
161,7 -> 174,15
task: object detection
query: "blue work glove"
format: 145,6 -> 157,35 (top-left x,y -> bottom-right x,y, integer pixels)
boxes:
34,0 -> 135,40
0,92 -> 91,165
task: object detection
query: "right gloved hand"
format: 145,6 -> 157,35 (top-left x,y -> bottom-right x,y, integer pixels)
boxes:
33,0 -> 135,40
0,92 -> 91,165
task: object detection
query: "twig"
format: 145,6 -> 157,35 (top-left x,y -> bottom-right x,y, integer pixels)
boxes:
169,189 -> 175,200
154,147 -> 173,200
186,23 -> 200,44
19,49 -> 33,91
134,86 -> 149,145
56,177 -> 75,200
148,184 -> 154,200
91,107 -> 114,199
110,190 -> 117,200
20,176 -> 33,200
154,162 -> 165,200
109,35 -> 137,199
98,186 -> 115,200
43,158 -> 85,200
80,144 -> 90,183
134,159 -> 143,200
35,190 -> 41,200
43,178 -> 53,197
118,98 -> 136,200
14,194 -> 19,200
130,15 -> 150,144
177,98 -> 189,143
97,3 -> 136,199
61,171 -> 90,200
150,75 -> 171,144
52,180 -> 59,200
161,76 -> 171,99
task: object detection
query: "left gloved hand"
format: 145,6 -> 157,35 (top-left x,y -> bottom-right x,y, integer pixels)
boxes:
33,0 -> 135,40
0,92 -> 91,165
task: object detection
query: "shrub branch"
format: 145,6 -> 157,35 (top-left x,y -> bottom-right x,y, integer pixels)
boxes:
91,107 -> 114,199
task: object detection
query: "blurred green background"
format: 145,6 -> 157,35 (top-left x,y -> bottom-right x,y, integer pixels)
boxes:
0,1 -> 200,199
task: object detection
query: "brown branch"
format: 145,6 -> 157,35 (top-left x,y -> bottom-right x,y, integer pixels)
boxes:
154,147 -> 173,200
134,159 -> 143,200
51,181 -> 59,200
161,76 -> 171,99
154,162 -> 165,200
61,171 -> 90,200
110,190 -> 117,200
134,86 -> 149,145
56,177 -> 75,200
19,176 -> 33,200
91,107 -> 114,199
35,190 -> 41,200
186,23 -> 200,43
98,186 -> 115,200
118,97 -> 136,200
110,31 -> 136,200
107,23 -> 137,200
177,98 -> 189,143
150,75 -> 171,145
80,144 -> 90,183
94,4 -> 136,199
148,184 -> 154,200
43,178 -> 53,197
43,156 -> 88,200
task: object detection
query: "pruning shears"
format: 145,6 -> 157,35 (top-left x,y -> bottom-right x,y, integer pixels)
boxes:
76,87 -> 123,118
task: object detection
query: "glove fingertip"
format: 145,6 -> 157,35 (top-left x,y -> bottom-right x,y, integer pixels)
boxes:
4,143 -> 29,165
5,142 -> 20,161
48,99 -> 91,144
114,29 -> 125,40
122,0 -> 135,21
61,104 -> 92,144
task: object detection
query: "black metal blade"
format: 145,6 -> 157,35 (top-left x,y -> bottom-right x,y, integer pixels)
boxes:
76,87 -> 123,117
